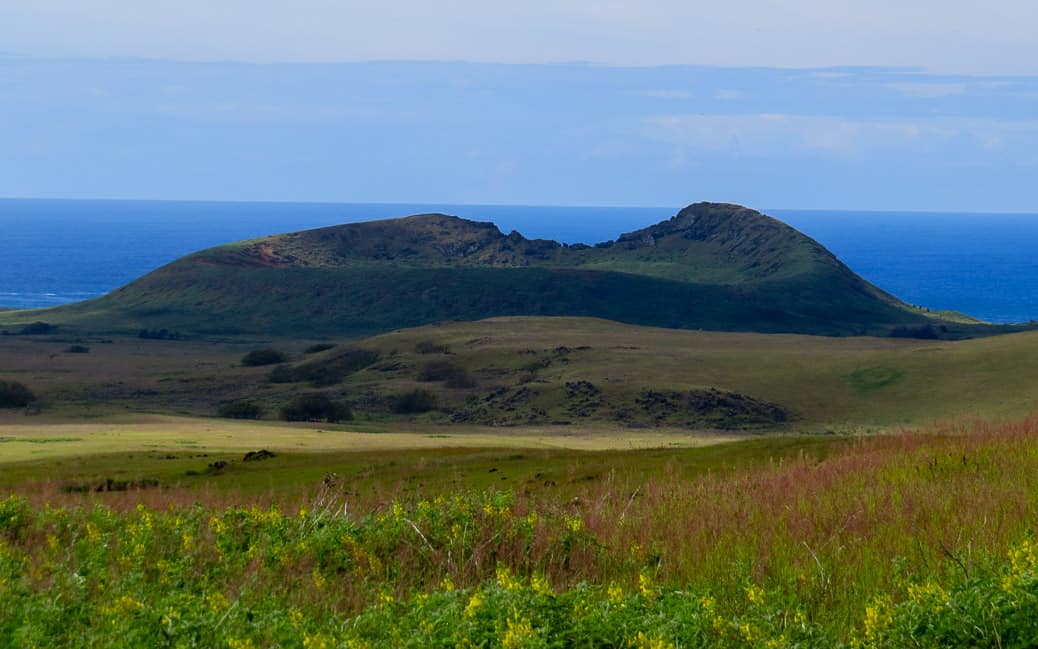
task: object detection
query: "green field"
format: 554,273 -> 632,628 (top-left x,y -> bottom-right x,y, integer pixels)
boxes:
3,316 -> 1038,431
4,314 -> 1038,646
4,420 -> 1038,647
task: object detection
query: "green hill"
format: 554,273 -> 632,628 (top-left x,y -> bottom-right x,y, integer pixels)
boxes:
1,202 -> 1021,338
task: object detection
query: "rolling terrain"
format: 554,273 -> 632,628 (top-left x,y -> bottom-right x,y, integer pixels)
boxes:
3,316 -> 1038,438
1,202 -> 1015,339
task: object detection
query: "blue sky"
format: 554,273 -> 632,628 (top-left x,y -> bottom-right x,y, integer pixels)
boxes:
2,2 -> 1037,211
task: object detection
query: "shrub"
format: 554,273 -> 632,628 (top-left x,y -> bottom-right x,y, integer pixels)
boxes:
138,328 -> 182,340
392,389 -> 438,414
414,340 -> 450,354
280,394 -> 352,423
304,343 -> 336,354
418,360 -> 475,388
0,380 -> 36,408
241,348 -> 288,367
295,348 -> 380,387
64,345 -> 90,354
217,400 -> 264,420
17,321 -> 55,335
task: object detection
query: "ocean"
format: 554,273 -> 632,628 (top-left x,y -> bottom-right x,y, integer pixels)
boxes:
2,198 -> 1037,324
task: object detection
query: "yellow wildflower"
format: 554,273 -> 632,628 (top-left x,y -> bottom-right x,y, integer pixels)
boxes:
629,631 -> 674,649
745,583 -> 765,605
608,583 -> 625,604
531,573 -> 553,596
496,565 -> 522,591
207,591 -> 230,613
638,571 -> 655,598
766,634 -> 787,649
502,613 -> 534,648
739,622 -> 757,644
303,633 -> 333,649
465,591 -> 483,617
312,568 -> 327,591
863,595 -> 892,643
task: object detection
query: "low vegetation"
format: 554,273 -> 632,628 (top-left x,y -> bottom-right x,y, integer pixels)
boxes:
3,419 -> 1038,646
216,400 -> 265,420
392,388 -> 438,414
279,394 -> 352,423
241,348 -> 289,367
0,380 -> 35,408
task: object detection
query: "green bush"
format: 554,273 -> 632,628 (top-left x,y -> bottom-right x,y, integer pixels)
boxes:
296,348 -> 380,386
0,380 -> 35,408
415,340 -> 450,354
64,345 -> 90,354
392,389 -> 438,414
241,349 -> 288,367
217,400 -> 264,420
280,394 -> 352,422
138,328 -> 182,340
17,321 -> 56,335
418,360 -> 475,388
304,343 -> 336,354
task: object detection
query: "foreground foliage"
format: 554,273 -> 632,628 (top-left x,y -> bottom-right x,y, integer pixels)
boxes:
4,419 -> 1038,646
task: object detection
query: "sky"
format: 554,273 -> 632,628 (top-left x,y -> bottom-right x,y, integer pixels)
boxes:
2,1 -> 1037,211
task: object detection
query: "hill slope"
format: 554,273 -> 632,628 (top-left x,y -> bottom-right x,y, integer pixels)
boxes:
3,202 -> 1011,338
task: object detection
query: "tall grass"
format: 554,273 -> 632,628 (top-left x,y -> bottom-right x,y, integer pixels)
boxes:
3,417 -> 1038,646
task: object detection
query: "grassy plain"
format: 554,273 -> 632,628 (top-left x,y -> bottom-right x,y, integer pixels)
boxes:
4,419 -> 1038,646
4,316 -> 1038,432
5,317 -> 1038,645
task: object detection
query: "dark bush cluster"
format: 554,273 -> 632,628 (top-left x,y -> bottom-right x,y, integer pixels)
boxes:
414,340 -> 450,354
10,321 -> 56,335
267,365 -> 298,384
280,394 -> 352,422
268,348 -> 378,386
241,348 -> 289,367
392,389 -> 438,414
0,380 -> 36,408
217,400 -> 264,420
418,360 -> 475,388
303,343 -> 336,354
138,328 -> 182,340
64,345 -> 90,354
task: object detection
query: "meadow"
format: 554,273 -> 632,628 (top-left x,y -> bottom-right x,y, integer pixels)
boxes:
5,317 -> 1038,646
5,316 -> 1038,430
4,418 -> 1038,646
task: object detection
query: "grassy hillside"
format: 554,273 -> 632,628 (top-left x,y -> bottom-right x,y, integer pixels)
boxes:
2,202 -> 1015,339
4,316 -> 1038,432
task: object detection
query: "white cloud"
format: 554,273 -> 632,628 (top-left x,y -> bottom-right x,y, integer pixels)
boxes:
884,82 -> 967,98
713,89 -> 743,101
632,89 -> 693,100
1,1 -> 1038,73
642,114 -> 1038,159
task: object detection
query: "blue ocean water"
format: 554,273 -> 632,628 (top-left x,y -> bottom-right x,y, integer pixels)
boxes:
2,198 -> 1037,324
